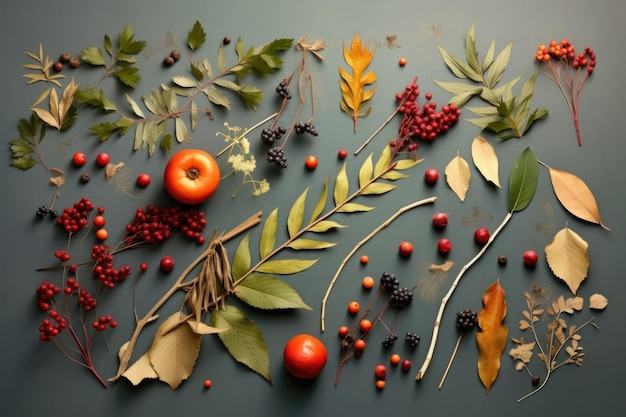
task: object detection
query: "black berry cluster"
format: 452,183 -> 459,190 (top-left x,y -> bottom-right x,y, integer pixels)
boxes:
380,271 -> 399,290
294,121 -> 319,136
36,205 -> 58,218
405,332 -> 421,348
382,333 -> 398,348
389,286 -> 413,309
261,126 -> 287,145
266,147 -> 288,169
275,80 -> 291,99
456,309 -> 478,330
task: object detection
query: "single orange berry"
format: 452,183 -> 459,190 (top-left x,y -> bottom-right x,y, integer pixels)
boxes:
353,339 -> 366,351
359,255 -> 369,264
375,379 -> 386,390
390,353 -> 401,365
304,155 -> 318,170
359,318 -> 373,333
95,228 -> 108,240
362,276 -> 375,289
203,379 -> 212,388
398,57 -> 407,67
338,325 -> 350,337
348,301 -> 360,314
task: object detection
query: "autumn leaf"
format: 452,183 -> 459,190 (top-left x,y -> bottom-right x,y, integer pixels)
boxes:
545,226 -> 589,295
31,79 -> 79,130
445,152 -> 471,201
542,163 -> 610,230
509,341 -> 535,365
589,294 -> 608,310
339,33 -> 377,131
471,136 -> 500,187
476,280 -> 508,394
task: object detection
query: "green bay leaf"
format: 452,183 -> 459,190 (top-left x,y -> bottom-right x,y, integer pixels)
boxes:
361,182 -> 397,195
486,41 -> 512,88
509,147 -> 538,212
358,154 -> 374,188
309,177 -> 328,223
234,274 -> 311,310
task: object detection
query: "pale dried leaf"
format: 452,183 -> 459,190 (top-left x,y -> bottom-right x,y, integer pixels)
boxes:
429,260 -> 455,273
509,341 -> 535,363
445,152 -> 470,202
589,293 -> 608,310
122,351 -> 158,385
49,176 -> 65,187
104,162 -> 125,180
471,136 -> 500,187
519,320 -> 531,330
545,226 -> 589,295
515,362 -> 525,371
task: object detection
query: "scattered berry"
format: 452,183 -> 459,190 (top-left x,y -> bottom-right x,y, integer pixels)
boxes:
68,57 -> 80,69
92,215 -> 106,228
163,55 -> 175,67
362,276 -> 375,289
59,52 -> 71,63
401,359 -> 412,372
348,301 -> 360,314
359,319 -> 373,333
398,57 -> 407,67
374,364 -> 387,379
139,263 -> 148,272
398,241 -> 414,257
337,149 -> 348,160
223,36 -> 231,45
136,173 -> 151,187
338,325 -> 350,337
532,375 -> 541,386
424,167 -> 439,185
52,61 -> 63,72
79,172 -> 91,183
375,379 -> 386,390
72,152 -> 87,167
95,228 -> 108,241
95,152 -> 110,167
359,255 -> 369,264
497,255 -> 508,266
390,353 -> 401,365
432,212 -> 449,229
160,256 -> 175,272
523,250 -> 539,267
437,238 -> 452,254
474,227 -> 490,245
305,155 -> 318,170
353,339 -> 366,351
170,50 -> 181,62
203,379 -> 212,388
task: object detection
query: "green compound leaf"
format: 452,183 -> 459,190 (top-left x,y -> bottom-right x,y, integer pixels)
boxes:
486,41 -> 512,89
234,273 -> 312,310
509,147 -> 538,213
187,20 -> 206,51
211,306 -> 272,384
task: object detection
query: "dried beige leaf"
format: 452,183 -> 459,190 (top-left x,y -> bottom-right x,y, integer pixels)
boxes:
429,260 -> 455,273
445,152 -> 470,202
49,176 -> 65,187
122,351 -> 158,385
509,341 -> 535,363
471,136 -> 500,187
589,293 -> 608,310
545,226 -> 589,295
104,162 -> 124,180
148,312 -> 202,389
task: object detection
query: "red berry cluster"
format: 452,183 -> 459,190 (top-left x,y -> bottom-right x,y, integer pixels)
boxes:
535,40 -> 596,74
63,277 -> 80,295
92,314 -> 118,332
125,205 -> 207,245
77,289 -> 97,311
38,310 -> 67,341
53,250 -> 71,262
391,79 -> 460,153
90,244 -> 132,289
36,281 -> 61,311
55,197 -> 96,233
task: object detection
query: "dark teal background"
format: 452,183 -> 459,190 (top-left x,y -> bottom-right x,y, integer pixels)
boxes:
1,1 -> 624,416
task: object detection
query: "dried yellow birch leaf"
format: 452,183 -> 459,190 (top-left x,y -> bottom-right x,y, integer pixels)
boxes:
544,226 -> 589,295
471,136 -> 500,187
546,165 -> 610,230
121,351 -> 158,385
445,152 -> 471,201
589,293 -> 608,310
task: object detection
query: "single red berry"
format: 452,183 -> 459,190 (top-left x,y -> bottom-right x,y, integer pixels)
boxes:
398,57 -> 407,67
92,215 -> 106,228
95,152 -> 110,167
305,155 -> 318,170
203,379 -> 212,388
398,241 -> 414,257
72,152 -> 87,167
374,364 -> 387,379
139,263 -> 148,272
425,92 -> 433,101
432,212 -> 449,229
437,238 -> 452,254
474,227 -> 490,245
338,325 -> 350,337
523,250 -> 539,267
160,256 -> 175,272
400,359 -> 412,371
424,167 -> 439,185
337,149 -> 348,160
136,173 -> 151,187
53,61 -> 63,72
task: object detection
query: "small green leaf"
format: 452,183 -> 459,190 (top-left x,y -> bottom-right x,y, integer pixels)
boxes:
204,86 -> 231,109
175,117 -> 190,143
373,144 -> 392,176
211,306 -> 271,384
111,66 -> 140,88
309,177 -> 328,223
187,21 -> 206,51
308,220 -> 347,233
433,79 -> 483,96
234,274 -> 311,310
287,188 -> 308,238
486,41 -> 512,88
287,238 -> 337,250
259,208 -> 278,259
172,75 -> 197,88
336,203 -> 374,213
361,182 -> 397,195
125,93 -> 145,118
465,105 -> 499,117
190,62 -> 204,82
217,43 -> 226,72
81,46 -> 106,66
481,38 -> 496,72
160,133 -> 173,154
333,162 -> 349,205
509,147 -> 538,213
232,233 -> 252,280
238,85 -> 263,109
522,108 -> 548,135
255,259 -> 318,275
358,154 -> 374,188
465,21 -> 481,73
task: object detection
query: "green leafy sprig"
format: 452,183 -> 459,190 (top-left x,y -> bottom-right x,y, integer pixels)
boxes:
81,25 -> 146,88
434,22 -> 547,139
10,113 -> 47,171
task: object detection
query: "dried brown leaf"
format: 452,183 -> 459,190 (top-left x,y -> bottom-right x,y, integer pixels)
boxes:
589,293 -> 608,310
429,260 -> 455,273
545,226 -> 589,295
509,341 -> 535,364
445,152 -> 471,202
471,136 -> 500,187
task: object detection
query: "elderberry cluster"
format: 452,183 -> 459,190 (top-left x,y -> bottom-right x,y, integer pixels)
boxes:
382,333 -> 398,348
380,271 -> 413,309
266,147 -> 288,169
405,332 -> 421,348
35,205 -> 58,218
125,205 -> 207,245
55,197 -> 95,233
261,126 -> 287,145
90,244 -> 132,289
294,121 -> 319,136
456,309 -> 478,331
275,80 -> 291,99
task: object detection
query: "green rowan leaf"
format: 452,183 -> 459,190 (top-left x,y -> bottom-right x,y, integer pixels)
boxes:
217,44 -> 226,72
255,259 -> 318,275
465,21 -> 481,73
234,274 -> 311,310
333,162 -> 349,205
232,233 -> 252,280
175,117 -> 190,143
307,220 -> 347,233
75,87 -> 118,111
111,66 -> 140,88
204,86 -> 231,108
481,38 -> 496,72
187,21 -> 206,51
211,306 -> 271,384
287,188 -> 308,238
509,147 -> 538,212
522,108 -> 548,135
160,133 -> 173,154
259,208 -> 278,259
287,238 -> 337,250
238,85 -> 263,109
309,177 -> 328,223
125,93 -> 145,118
433,79 -> 483,96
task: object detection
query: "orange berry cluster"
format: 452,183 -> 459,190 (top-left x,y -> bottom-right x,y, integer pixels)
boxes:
535,40 -> 596,74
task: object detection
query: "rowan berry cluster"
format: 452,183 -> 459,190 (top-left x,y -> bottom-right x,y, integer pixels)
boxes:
534,39 -> 596,74
55,196 -> 95,233
124,204 -> 207,245
90,244 -> 132,289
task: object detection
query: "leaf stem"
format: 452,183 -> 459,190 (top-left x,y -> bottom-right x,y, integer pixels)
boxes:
320,196 -> 436,331
415,211 -> 513,381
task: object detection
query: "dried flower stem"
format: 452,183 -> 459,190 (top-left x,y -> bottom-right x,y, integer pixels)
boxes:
416,211 -> 513,381
320,196 -> 437,332
110,211 -> 263,381
215,112 -> 278,157
438,332 -> 464,390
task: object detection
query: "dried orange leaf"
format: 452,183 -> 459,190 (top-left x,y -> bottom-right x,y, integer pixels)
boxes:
545,226 -> 589,295
546,166 -> 610,230
476,280 -> 508,394
589,293 -> 608,310
339,33 -> 377,131
471,136 -> 500,187
445,152 -> 471,201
